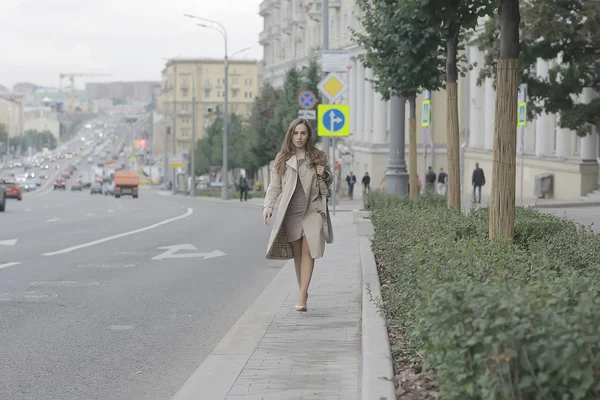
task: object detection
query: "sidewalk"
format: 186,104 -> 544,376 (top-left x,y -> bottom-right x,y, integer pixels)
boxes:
172,205 -> 381,400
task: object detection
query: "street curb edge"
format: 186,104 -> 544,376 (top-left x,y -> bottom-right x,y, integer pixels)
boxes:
360,235 -> 396,400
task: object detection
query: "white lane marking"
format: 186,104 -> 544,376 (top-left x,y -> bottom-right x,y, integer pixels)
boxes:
43,207 -> 194,256
25,208 -> 32,212
0,239 -> 17,246
30,281 -> 100,288
0,262 -> 21,270
86,213 -> 95,217
47,218 -> 61,222
108,209 -> 114,213
152,244 -> 226,261
43,205 -> 49,209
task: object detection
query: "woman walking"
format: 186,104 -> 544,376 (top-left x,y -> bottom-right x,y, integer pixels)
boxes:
263,118 -> 333,312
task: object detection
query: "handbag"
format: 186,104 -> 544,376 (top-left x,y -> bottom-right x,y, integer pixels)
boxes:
316,177 -> 333,243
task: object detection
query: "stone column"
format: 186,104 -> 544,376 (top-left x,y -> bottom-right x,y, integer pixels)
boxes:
385,95 -> 409,196
364,68 -> 374,143
484,77 -> 495,150
355,63 -> 365,142
468,47 -> 485,148
580,88 -> 598,161
555,122 -> 571,159
373,93 -> 387,143
535,59 -> 552,156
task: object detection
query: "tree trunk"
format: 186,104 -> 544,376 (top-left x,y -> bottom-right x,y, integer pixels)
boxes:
446,27 -> 461,211
489,0 -> 520,243
408,94 -> 418,199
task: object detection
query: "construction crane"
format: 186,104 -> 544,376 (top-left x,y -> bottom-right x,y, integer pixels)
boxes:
59,73 -> 112,112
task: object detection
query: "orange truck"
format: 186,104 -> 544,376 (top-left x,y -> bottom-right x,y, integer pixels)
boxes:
113,172 -> 139,198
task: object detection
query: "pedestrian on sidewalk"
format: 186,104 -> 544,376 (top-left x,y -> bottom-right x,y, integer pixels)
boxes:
472,162 -> 486,203
263,118 -> 334,313
425,166 -> 436,194
346,171 -> 357,200
239,173 -> 249,202
361,172 -> 370,196
437,167 -> 448,195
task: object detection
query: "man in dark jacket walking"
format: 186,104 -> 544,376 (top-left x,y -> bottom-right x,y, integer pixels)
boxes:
472,162 -> 486,203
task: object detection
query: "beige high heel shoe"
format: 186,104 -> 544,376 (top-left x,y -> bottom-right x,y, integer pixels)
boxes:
295,293 -> 308,312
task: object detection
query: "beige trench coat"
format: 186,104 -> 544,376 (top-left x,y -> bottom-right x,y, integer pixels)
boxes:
263,155 -> 333,260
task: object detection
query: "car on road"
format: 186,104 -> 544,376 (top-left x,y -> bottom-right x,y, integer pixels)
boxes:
103,181 -> 115,196
90,182 -> 103,194
53,180 -> 67,190
71,182 -> 83,191
113,172 -> 139,198
1,181 -> 22,200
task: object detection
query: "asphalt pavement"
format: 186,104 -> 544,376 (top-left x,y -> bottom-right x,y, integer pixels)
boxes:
0,178 -> 284,399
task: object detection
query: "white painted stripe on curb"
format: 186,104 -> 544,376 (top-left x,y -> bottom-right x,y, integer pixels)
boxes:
360,236 -> 396,400
172,260 -> 295,400
43,208 -> 194,256
0,262 -> 21,270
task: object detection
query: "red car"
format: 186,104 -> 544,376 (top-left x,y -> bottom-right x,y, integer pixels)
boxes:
1,181 -> 22,201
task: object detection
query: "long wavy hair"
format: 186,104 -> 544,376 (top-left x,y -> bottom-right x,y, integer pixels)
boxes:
274,118 -> 327,174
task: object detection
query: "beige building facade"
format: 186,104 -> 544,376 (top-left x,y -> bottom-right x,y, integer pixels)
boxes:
24,117 -> 60,142
0,95 -> 24,138
464,47 -> 599,202
157,58 -> 260,158
259,0 -> 461,192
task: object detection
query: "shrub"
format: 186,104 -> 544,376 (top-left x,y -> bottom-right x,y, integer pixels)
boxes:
372,196 -> 600,399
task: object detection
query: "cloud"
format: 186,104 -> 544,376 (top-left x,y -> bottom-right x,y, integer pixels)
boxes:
0,0 -> 263,88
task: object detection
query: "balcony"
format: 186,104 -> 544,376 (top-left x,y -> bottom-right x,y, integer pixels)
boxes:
177,109 -> 191,116
329,0 -> 341,8
259,30 -> 270,44
259,0 -> 272,16
307,1 -> 322,20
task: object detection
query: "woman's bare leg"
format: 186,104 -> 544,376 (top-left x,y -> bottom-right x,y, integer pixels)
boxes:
290,239 -> 303,289
298,236 -> 314,307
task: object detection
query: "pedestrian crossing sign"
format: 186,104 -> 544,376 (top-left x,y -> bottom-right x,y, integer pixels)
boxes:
518,102 -> 527,127
421,100 -> 431,127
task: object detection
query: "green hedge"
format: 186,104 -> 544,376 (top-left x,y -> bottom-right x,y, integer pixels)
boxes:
369,191 -> 600,399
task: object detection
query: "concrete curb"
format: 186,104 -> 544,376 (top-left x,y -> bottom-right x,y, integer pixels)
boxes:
533,200 -> 600,209
360,235 -> 396,400
171,260 -> 295,400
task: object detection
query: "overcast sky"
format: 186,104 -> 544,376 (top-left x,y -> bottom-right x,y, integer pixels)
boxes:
0,0 -> 263,89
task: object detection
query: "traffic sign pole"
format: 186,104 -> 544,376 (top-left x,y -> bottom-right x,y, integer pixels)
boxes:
321,0 -> 330,157
519,83 -> 528,206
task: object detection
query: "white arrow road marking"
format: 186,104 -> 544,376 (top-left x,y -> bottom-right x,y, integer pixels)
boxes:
47,218 -> 61,222
43,208 -> 194,256
0,262 -> 21,270
0,239 -> 17,246
152,244 -> 226,261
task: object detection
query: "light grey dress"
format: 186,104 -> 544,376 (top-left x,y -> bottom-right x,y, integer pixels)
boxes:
284,159 -> 308,242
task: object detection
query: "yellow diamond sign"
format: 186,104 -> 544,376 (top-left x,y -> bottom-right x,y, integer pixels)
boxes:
317,72 -> 348,103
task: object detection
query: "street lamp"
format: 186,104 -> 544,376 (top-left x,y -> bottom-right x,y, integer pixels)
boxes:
184,13 -> 230,200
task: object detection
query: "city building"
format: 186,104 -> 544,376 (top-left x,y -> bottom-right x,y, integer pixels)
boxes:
24,116 -> 60,142
259,0 -> 462,192
156,58 -> 260,157
463,44 -> 599,202
0,94 -> 24,138
86,81 -> 161,103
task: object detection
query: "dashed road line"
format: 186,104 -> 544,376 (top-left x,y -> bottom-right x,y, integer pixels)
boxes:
0,262 -> 21,270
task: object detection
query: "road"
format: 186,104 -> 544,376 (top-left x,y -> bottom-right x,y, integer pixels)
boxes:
0,178 -> 283,399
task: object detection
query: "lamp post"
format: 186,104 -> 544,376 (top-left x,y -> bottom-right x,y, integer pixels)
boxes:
183,14 -> 230,200
184,14 -> 252,200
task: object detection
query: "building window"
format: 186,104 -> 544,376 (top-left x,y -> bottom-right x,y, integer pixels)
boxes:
217,78 -> 221,85
249,91 -> 253,98
232,78 -> 238,85
244,92 -> 248,98
204,78 -> 210,85
246,104 -> 251,113
217,91 -> 221,97
232,91 -> 238,98
249,78 -> 252,86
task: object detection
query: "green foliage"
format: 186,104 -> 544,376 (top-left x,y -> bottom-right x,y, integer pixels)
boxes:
0,123 -> 7,143
274,68 -> 302,135
370,193 -> 600,398
353,0 -> 446,100
194,113 -> 248,175
475,0 -> 600,135
299,59 -> 322,136
10,130 -> 58,152
112,97 -> 126,106
247,82 -> 282,169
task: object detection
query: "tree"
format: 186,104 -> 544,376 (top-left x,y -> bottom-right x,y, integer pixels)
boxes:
354,0 -> 445,199
489,0 -> 521,242
274,68 -> 302,135
475,0 -> 600,136
418,0 -> 496,210
194,113 -> 247,176
246,83 -> 281,168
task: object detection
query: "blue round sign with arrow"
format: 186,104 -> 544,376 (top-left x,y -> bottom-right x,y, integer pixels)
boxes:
323,108 -> 345,132
298,91 -> 317,110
